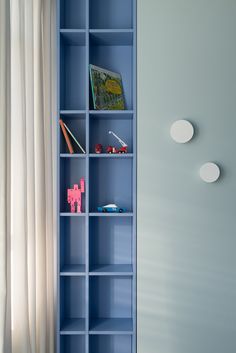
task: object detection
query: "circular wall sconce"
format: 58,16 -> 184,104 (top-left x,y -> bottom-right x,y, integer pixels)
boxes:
170,119 -> 194,143
199,162 -> 220,183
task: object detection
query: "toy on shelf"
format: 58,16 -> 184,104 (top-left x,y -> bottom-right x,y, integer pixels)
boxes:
97,204 -> 126,213
106,131 -> 128,154
95,143 -> 103,154
67,178 -> 85,213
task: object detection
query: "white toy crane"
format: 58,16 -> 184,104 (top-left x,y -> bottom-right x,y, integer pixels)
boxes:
107,130 -> 128,153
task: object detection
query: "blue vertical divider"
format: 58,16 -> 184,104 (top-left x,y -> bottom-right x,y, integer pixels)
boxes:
57,1 -> 136,352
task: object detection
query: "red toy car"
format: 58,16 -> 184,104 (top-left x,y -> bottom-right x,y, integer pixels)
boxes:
106,146 -> 128,154
107,131 -> 128,154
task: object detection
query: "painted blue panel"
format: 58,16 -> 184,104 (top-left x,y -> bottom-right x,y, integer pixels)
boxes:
60,217 -> 85,269
60,277 -> 85,328
89,42 -> 133,110
60,39 -> 86,110
89,116 -> 133,153
90,0 -> 133,29
89,277 -> 132,320
89,217 -> 132,268
60,335 -> 85,353
60,0 -> 86,29
60,158 -> 86,212
89,159 -> 133,212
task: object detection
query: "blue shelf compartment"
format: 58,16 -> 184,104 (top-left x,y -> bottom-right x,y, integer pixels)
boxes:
60,335 -> 86,353
60,276 -> 86,334
60,216 -> 86,275
60,31 -> 86,111
89,216 -> 133,275
89,158 -> 133,213
89,33 -> 133,110
60,0 -> 86,30
89,275 -> 133,334
89,112 -> 133,154
60,157 -> 86,213
89,0 -> 133,30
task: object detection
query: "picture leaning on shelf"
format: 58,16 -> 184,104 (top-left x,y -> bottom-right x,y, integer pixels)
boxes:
90,64 -> 126,110
59,119 -> 86,154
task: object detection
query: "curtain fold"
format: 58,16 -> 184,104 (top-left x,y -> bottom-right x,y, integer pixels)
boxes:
0,0 -> 56,352
0,0 -> 11,352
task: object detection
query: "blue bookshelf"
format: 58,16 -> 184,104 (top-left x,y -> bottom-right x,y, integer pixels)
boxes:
57,1 -> 136,352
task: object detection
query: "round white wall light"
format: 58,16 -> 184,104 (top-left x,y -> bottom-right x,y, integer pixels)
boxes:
170,119 -> 194,143
199,162 -> 220,183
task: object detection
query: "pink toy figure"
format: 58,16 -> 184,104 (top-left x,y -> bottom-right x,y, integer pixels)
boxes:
67,178 -> 85,213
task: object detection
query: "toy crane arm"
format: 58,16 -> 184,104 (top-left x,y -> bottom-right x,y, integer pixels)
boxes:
109,131 -> 127,147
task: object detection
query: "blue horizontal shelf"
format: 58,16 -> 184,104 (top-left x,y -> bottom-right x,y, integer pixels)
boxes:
89,264 -> 133,276
89,153 -> 133,158
89,212 -> 133,217
89,318 -> 133,334
60,30 -> 86,45
60,154 -> 86,158
90,111 -> 133,120
90,29 -> 133,33
60,110 -> 86,118
89,110 -> 133,116
90,30 -> 133,46
60,153 -> 132,158
60,318 -> 86,334
60,213 -> 87,217
60,265 -> 86,276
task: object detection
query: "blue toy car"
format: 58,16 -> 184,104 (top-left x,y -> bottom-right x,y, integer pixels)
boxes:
97,204 -> 126,213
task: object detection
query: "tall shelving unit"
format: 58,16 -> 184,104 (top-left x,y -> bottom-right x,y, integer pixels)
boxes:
57,1 -> 136,353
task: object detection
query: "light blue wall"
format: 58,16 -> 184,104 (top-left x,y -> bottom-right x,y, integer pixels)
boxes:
137,1 -> 236,352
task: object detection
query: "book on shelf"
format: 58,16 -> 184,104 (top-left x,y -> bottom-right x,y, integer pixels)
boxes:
63,122 -> 86,154
59,119 -> 85,154
90,64 -> 125,110
59,119 -> 74,154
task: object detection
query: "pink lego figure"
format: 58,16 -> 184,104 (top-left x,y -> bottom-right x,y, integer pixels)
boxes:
67,178 -> 85,213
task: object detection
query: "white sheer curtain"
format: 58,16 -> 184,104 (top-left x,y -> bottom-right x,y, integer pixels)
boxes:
0,0 -> 57,352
